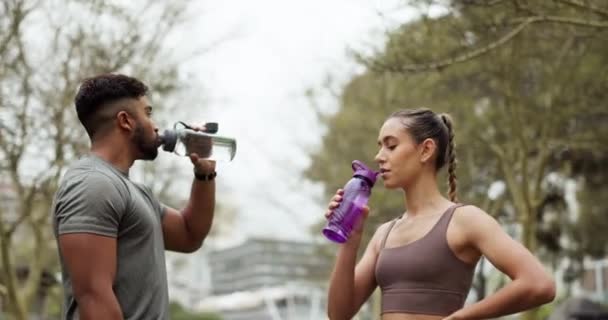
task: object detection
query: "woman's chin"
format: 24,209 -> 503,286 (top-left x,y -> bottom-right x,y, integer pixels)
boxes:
382,180 -> 399,189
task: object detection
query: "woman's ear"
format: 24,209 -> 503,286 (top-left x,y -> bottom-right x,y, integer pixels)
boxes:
419,138 -> 437,164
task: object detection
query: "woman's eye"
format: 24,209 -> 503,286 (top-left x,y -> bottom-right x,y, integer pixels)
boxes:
387,145 -> 396,150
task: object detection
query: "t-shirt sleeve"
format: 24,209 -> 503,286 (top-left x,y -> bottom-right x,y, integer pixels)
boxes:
144,186 -> 167,222
139,184 -> 167,220
159,202 -> 167,220
54,172 -> 128,237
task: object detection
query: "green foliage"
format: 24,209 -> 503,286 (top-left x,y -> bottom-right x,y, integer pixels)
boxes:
307,0 -> 608,300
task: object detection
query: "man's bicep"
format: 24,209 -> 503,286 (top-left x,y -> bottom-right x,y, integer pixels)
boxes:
161,207 -> 197,252
58,233 -> 117,295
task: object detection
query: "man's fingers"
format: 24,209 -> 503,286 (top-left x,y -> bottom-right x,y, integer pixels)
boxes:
189,153 -> 200,163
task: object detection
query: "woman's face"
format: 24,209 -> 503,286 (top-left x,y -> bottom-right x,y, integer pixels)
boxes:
374,117 -> 426,189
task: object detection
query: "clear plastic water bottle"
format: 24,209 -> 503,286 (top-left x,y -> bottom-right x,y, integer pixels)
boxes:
323,160 -> 379,243
159,122 -> 237,162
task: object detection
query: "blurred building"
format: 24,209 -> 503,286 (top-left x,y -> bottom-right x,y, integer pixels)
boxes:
165,248 -> 213,309
548,297 -> 608,320
197,237 -> 336,320
209,238 -> 330,295
575,258 -> 608,303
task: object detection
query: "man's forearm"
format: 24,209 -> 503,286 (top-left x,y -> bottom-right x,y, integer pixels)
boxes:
181,178 -> 215,244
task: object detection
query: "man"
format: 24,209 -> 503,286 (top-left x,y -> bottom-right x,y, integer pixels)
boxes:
52,74 -> 217,319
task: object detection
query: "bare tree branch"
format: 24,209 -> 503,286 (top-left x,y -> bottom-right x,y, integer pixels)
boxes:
21,219 -> 47,308
556,0 -> 608,18
510,15 -> 608,27
363,15 -> 608,74
462,0 -> 509,6
0,223 -> 26,318
0,0 -> 25,55
364,17 -> 535,73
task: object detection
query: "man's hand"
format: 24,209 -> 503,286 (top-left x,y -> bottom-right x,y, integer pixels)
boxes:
161,122 -> 217,252
185,123 -> 216,175
190,153 -> 216,176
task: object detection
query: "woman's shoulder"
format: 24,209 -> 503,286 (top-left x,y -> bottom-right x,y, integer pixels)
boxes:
452,204 -> 503,236
376,217 -> 401,234
367,218 -> 400,251
454,204 -> 487,217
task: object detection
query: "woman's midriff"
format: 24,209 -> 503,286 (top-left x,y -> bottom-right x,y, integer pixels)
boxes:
382,312 -> 444,320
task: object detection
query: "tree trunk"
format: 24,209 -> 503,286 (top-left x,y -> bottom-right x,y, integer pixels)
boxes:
0,229 -> 27,320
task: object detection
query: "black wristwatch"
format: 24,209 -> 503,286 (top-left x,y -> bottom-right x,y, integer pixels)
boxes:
194,171 -> 217,181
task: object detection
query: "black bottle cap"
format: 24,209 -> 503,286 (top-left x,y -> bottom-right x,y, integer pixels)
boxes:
204,122 -> 218,134
160,129 -> 177,152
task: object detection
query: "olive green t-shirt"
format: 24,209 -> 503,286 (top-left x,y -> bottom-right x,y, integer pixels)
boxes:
53,155 -> 168,319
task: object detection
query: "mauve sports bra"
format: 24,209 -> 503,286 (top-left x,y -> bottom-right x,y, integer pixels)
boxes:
374,204 -> 477,316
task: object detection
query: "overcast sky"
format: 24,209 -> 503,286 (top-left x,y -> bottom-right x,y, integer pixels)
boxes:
152,0 -> 445,247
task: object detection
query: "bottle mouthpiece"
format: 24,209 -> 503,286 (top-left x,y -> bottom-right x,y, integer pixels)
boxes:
160,129 -> 178,152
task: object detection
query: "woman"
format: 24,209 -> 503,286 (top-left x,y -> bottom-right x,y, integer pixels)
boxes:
325,109 -> 555,320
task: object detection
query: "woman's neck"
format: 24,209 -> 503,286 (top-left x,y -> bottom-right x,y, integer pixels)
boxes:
403,173 -> 452,217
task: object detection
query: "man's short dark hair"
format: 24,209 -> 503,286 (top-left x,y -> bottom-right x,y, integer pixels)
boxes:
74,73 -> 148,138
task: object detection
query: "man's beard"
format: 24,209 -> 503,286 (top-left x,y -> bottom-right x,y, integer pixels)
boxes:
133,125 -> 159,160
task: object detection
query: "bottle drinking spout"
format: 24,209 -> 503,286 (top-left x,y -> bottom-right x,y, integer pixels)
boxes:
159,122 -> 237,162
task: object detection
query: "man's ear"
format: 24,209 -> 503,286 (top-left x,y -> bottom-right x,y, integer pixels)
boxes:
116,110 -> 136,132
419,138 -> 437,164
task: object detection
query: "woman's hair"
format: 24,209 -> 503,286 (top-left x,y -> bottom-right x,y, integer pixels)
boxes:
389,108 -> 458,202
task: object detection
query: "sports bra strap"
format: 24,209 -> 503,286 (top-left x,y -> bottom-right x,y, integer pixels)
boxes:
380,219 -> 398,249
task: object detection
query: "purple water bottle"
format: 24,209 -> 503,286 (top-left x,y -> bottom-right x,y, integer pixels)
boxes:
323,160 -> 379,243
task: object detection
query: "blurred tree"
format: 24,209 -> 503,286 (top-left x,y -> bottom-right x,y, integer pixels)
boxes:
0,0 -> 205,318
307,0 -> 608,319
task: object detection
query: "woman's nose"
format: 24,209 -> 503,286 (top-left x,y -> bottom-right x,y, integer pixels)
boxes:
374,150 -> 385,163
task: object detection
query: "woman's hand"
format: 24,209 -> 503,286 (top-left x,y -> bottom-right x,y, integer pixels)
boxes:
325,189 -> 370,242
442,310 -> 464,320
324,189 -> 344,220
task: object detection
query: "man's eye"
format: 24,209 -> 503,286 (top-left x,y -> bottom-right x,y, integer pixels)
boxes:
387,145 -> 396,150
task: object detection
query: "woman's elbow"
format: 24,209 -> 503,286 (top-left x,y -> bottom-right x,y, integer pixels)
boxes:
529,276 -> 556,305
327,304 -> 354,320
327,310 -> 353,320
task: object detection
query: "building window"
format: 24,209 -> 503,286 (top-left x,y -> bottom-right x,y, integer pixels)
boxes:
582,269 -> 596,292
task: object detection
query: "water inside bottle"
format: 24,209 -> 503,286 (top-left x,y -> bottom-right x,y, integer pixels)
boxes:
175,133 -> 236,162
